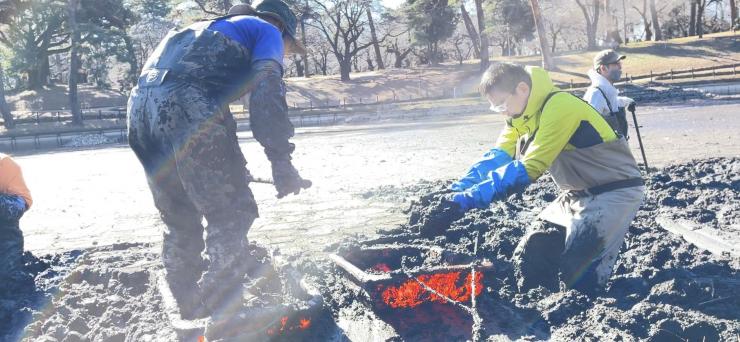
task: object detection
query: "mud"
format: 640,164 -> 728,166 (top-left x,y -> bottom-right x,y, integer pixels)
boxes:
0,251 -> 82,342
313,158 -> 739,341
3,242 -> 336,341
1,157 -> 737,341
17,243 -> 178,341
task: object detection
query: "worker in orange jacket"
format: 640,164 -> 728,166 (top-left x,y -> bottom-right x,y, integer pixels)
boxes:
0,153 -> 33,289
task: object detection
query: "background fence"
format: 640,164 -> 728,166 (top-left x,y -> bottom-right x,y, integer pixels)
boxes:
1,62 -> 739,152
3,62 -> 739,127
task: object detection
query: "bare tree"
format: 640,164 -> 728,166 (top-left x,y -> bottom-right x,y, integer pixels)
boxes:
540,0 -> 582,53
689,0 -> 696,35
529,0 -> 555,69
622,0 -> 629,42
308,0 -> 376,81
387,37 -> 414,67
192,0 -> 232,16
290,0 -> 313,77
474,0 -> 489,70
0,66 -> 13,128
459,2 -> 480,59
0,0 -> 24,128
309,37 -> 331,75
366,6 -> 385,69
574,0 -> 601,49
696,0 -> 706,37
450,32 -> 472,64
650,0 -> 662,40
68,0 -> 82,125
604,0 -> 616,40
632,0 -> 652,40
546,21 -> 563,52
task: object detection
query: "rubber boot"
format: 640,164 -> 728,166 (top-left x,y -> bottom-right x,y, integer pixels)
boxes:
513,224 -> 565,292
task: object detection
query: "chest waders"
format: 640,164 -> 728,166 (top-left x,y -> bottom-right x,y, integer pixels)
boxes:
127,18 -> 264,319
593,86 -> 629,139
513,92 -> 645,294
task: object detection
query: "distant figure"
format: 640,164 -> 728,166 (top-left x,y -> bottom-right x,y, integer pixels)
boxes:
584,49 -> 635,139
0,153 -> 32,289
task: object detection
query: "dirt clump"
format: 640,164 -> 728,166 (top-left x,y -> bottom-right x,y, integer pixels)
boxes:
0,250 -> 82,342
22,243 -> 177,341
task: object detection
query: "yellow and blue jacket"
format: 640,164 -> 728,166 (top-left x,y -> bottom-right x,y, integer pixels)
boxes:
451,66 -> 618,210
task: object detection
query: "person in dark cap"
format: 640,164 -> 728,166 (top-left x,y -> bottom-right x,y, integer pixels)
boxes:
583,49 -> 635,138
127,0 -> 310,321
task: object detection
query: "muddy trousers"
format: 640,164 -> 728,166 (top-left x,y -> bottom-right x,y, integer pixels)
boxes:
128,84 -> 258,316
513,187 -> 644,295
0,193 -> 26,282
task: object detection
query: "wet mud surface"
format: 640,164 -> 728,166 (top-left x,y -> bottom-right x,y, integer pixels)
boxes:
309,157 -> 739,341
3,243 -> 336,341
1,158 -> 737,341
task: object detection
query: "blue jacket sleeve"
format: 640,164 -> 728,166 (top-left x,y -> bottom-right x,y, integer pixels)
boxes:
450,148 -> 513,191
453,161 -> 531,210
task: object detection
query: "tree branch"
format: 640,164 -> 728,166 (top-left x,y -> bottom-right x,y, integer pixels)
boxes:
193,0 -> 224,16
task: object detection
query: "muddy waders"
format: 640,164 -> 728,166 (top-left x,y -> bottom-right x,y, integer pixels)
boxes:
514,138 -> 644,295
127,18 -> 300,319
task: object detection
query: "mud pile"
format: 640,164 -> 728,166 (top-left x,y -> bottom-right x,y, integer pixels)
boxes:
0,250 -> 82,342
313,158 -> 739,341
8,242 -> 331,341
19,243 -> 177,341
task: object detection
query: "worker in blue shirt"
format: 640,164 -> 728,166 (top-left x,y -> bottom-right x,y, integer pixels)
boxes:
127,0 -> 310,324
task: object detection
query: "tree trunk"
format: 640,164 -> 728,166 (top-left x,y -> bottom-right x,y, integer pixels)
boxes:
622,0 -> 628,42
731,0 -> 738,29
529,0 -> 555,70
300,0 -> 310,77
366,8 -> 385,70
68,0 -> 83,125
28,55 -> 51,90
697,0 -> 704,38
339,59 -> 351,81
474,0 -> 489,70
294,55 -> 305,77
459,4 -> 480,59
649,0 -> 662,40
0,66 -> 15,129
604,0 -> 612,41
575,0 -> 600,50
645,18 -> 653,40
591,0 -> 600,48
365,52 -> 375,71
689,0 -> 697,35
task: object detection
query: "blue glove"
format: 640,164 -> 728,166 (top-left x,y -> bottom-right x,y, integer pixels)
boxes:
450,148 -> 513,192
453,161 -> 531,210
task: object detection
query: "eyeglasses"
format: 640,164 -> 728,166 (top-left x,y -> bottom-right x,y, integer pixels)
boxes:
488,94 -> 512,113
